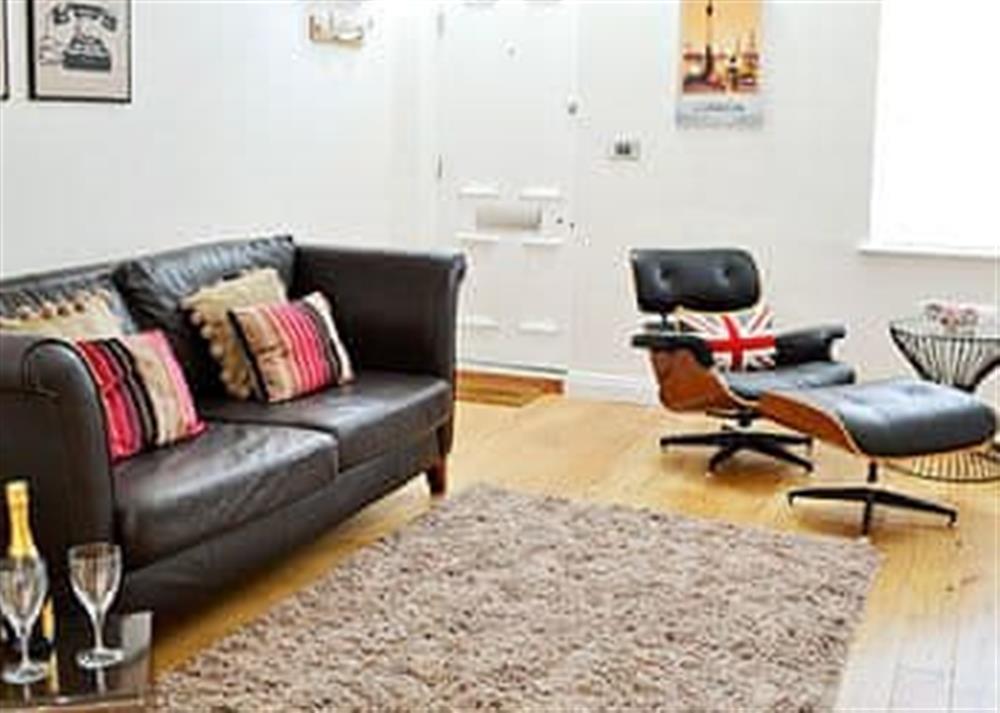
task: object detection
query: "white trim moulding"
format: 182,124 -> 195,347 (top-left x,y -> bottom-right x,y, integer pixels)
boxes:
517,320 -> 561,335
564,371 -> 658,405
456,231 -> 501,244
519,186 -> 563,202
521,236 -> 565,248
859,241 -> 997,261
458,184 -> 501,200
460,315 -> 501,330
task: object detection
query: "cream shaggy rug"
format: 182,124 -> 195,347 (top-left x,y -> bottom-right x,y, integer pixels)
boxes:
157,486 -> 880,711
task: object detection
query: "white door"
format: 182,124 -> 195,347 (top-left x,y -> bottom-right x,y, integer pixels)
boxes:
435,0 -> 578,373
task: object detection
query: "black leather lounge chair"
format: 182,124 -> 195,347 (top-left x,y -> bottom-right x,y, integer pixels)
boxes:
631,248 -> 856,473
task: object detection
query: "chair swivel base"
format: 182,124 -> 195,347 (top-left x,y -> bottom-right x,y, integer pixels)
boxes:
787,463 -> 957,536
660,430 -> 813,473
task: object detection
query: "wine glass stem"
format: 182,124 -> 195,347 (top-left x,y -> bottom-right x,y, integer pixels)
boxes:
92,613 -> 104,652
19,629 -> 30,670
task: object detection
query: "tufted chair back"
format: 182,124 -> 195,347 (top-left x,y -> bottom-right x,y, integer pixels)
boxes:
630,248 -> 760,316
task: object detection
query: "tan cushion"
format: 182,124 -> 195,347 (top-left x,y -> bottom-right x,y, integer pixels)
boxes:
0,291 -> 125,339
181,268 -> 288,399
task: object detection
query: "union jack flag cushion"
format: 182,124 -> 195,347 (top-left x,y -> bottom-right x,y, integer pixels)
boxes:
675,304 -> 777,371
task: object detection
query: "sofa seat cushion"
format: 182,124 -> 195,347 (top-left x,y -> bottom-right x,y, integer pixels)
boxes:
199,371 -> 450,470
114,421 -> 337,567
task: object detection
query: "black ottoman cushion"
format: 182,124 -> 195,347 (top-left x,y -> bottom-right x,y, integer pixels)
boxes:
761,378 -> 996,458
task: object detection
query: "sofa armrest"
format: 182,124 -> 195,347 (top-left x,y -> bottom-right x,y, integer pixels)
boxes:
294,245 -> 467,382
0,333 -> 114,604
631,330 -> 715,369
775,325 -> 847,365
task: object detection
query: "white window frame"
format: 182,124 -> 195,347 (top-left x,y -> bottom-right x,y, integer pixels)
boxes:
862,0 -> 998,261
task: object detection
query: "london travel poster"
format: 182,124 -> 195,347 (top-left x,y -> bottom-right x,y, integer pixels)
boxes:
677,0 -> 763,128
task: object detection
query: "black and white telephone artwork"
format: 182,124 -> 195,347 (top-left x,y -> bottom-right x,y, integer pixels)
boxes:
37,2 -> 119,72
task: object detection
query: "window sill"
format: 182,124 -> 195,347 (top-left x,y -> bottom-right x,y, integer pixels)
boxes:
859,241 -> 997,261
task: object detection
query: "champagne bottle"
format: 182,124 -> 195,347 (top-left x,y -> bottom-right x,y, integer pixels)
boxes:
4,480 -> 56,658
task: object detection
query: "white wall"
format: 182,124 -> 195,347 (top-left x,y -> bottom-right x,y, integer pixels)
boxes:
0,0 -> 417,276
2,1 -> 995,402
562,1 -> 998,402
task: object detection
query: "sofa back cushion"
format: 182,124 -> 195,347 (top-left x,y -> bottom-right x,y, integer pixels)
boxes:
113,236 -> 295,394
0,264 -> 138,333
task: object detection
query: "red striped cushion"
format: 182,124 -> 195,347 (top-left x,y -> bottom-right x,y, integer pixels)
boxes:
76,331 -> 206,462
228,292 -> 354,403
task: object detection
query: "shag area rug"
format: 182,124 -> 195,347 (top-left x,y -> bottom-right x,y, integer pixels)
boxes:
158,487 -> 880,711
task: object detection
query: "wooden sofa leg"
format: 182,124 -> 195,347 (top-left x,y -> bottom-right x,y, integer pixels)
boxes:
427,459 -> 448,497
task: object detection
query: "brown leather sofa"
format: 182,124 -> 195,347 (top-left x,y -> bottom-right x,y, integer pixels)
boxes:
0,236 -> 465,616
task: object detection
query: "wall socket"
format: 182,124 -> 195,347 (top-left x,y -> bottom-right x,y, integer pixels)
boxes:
609,135 -> 641,161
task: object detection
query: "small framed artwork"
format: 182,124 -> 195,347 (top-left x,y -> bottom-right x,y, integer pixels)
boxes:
308,1 -> 373,46
676,0 -> 763,128
1,0 -> 9,100
28,0 -> 131,103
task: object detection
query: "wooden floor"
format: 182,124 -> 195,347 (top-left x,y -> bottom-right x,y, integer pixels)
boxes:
155,396 -> 999,711
455,369 -> 562,407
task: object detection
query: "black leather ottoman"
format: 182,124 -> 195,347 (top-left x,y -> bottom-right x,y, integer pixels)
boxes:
759,379 -> 997,535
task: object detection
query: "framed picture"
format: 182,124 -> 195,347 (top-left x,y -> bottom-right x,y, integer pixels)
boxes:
1,0 -> 9,100
676,0 -> 763,128
28,0 -> 131,102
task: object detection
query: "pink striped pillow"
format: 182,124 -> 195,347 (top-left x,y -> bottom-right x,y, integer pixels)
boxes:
228,292 -> 354,403
76,331 -> 206,462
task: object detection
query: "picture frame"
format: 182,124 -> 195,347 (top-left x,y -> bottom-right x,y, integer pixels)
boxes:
1,0 -> 9,100
308,1 -> 373,46
676,0 -> 763,129
27,0 -> 131,103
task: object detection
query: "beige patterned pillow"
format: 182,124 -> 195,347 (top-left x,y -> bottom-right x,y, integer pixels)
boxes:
0,291 -> 125,339
229,292 -> 354,403
182,268 -> 288,399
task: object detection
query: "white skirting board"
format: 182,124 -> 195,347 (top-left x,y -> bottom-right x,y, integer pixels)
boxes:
458,361 -> 658,406
564,371 -> 658,406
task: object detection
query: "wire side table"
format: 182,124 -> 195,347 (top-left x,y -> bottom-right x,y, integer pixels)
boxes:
888,317 -> 1000,482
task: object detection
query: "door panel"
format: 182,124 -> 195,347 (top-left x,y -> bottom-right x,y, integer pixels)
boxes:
436,0 -> 577,372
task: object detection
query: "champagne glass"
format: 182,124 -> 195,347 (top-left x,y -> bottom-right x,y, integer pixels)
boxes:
0,556 -> 49,685
68,543 -> 124,670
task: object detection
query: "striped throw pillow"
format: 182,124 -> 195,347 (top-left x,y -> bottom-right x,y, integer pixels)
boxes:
228,292 -> 354,403
76,331 -> 206,462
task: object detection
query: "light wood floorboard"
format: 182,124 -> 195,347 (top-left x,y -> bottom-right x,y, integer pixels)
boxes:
154,396 -> 999,712
456,369 -> 562,407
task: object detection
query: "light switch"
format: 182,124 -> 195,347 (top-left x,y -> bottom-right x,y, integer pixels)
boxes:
609,136 -> 641,161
